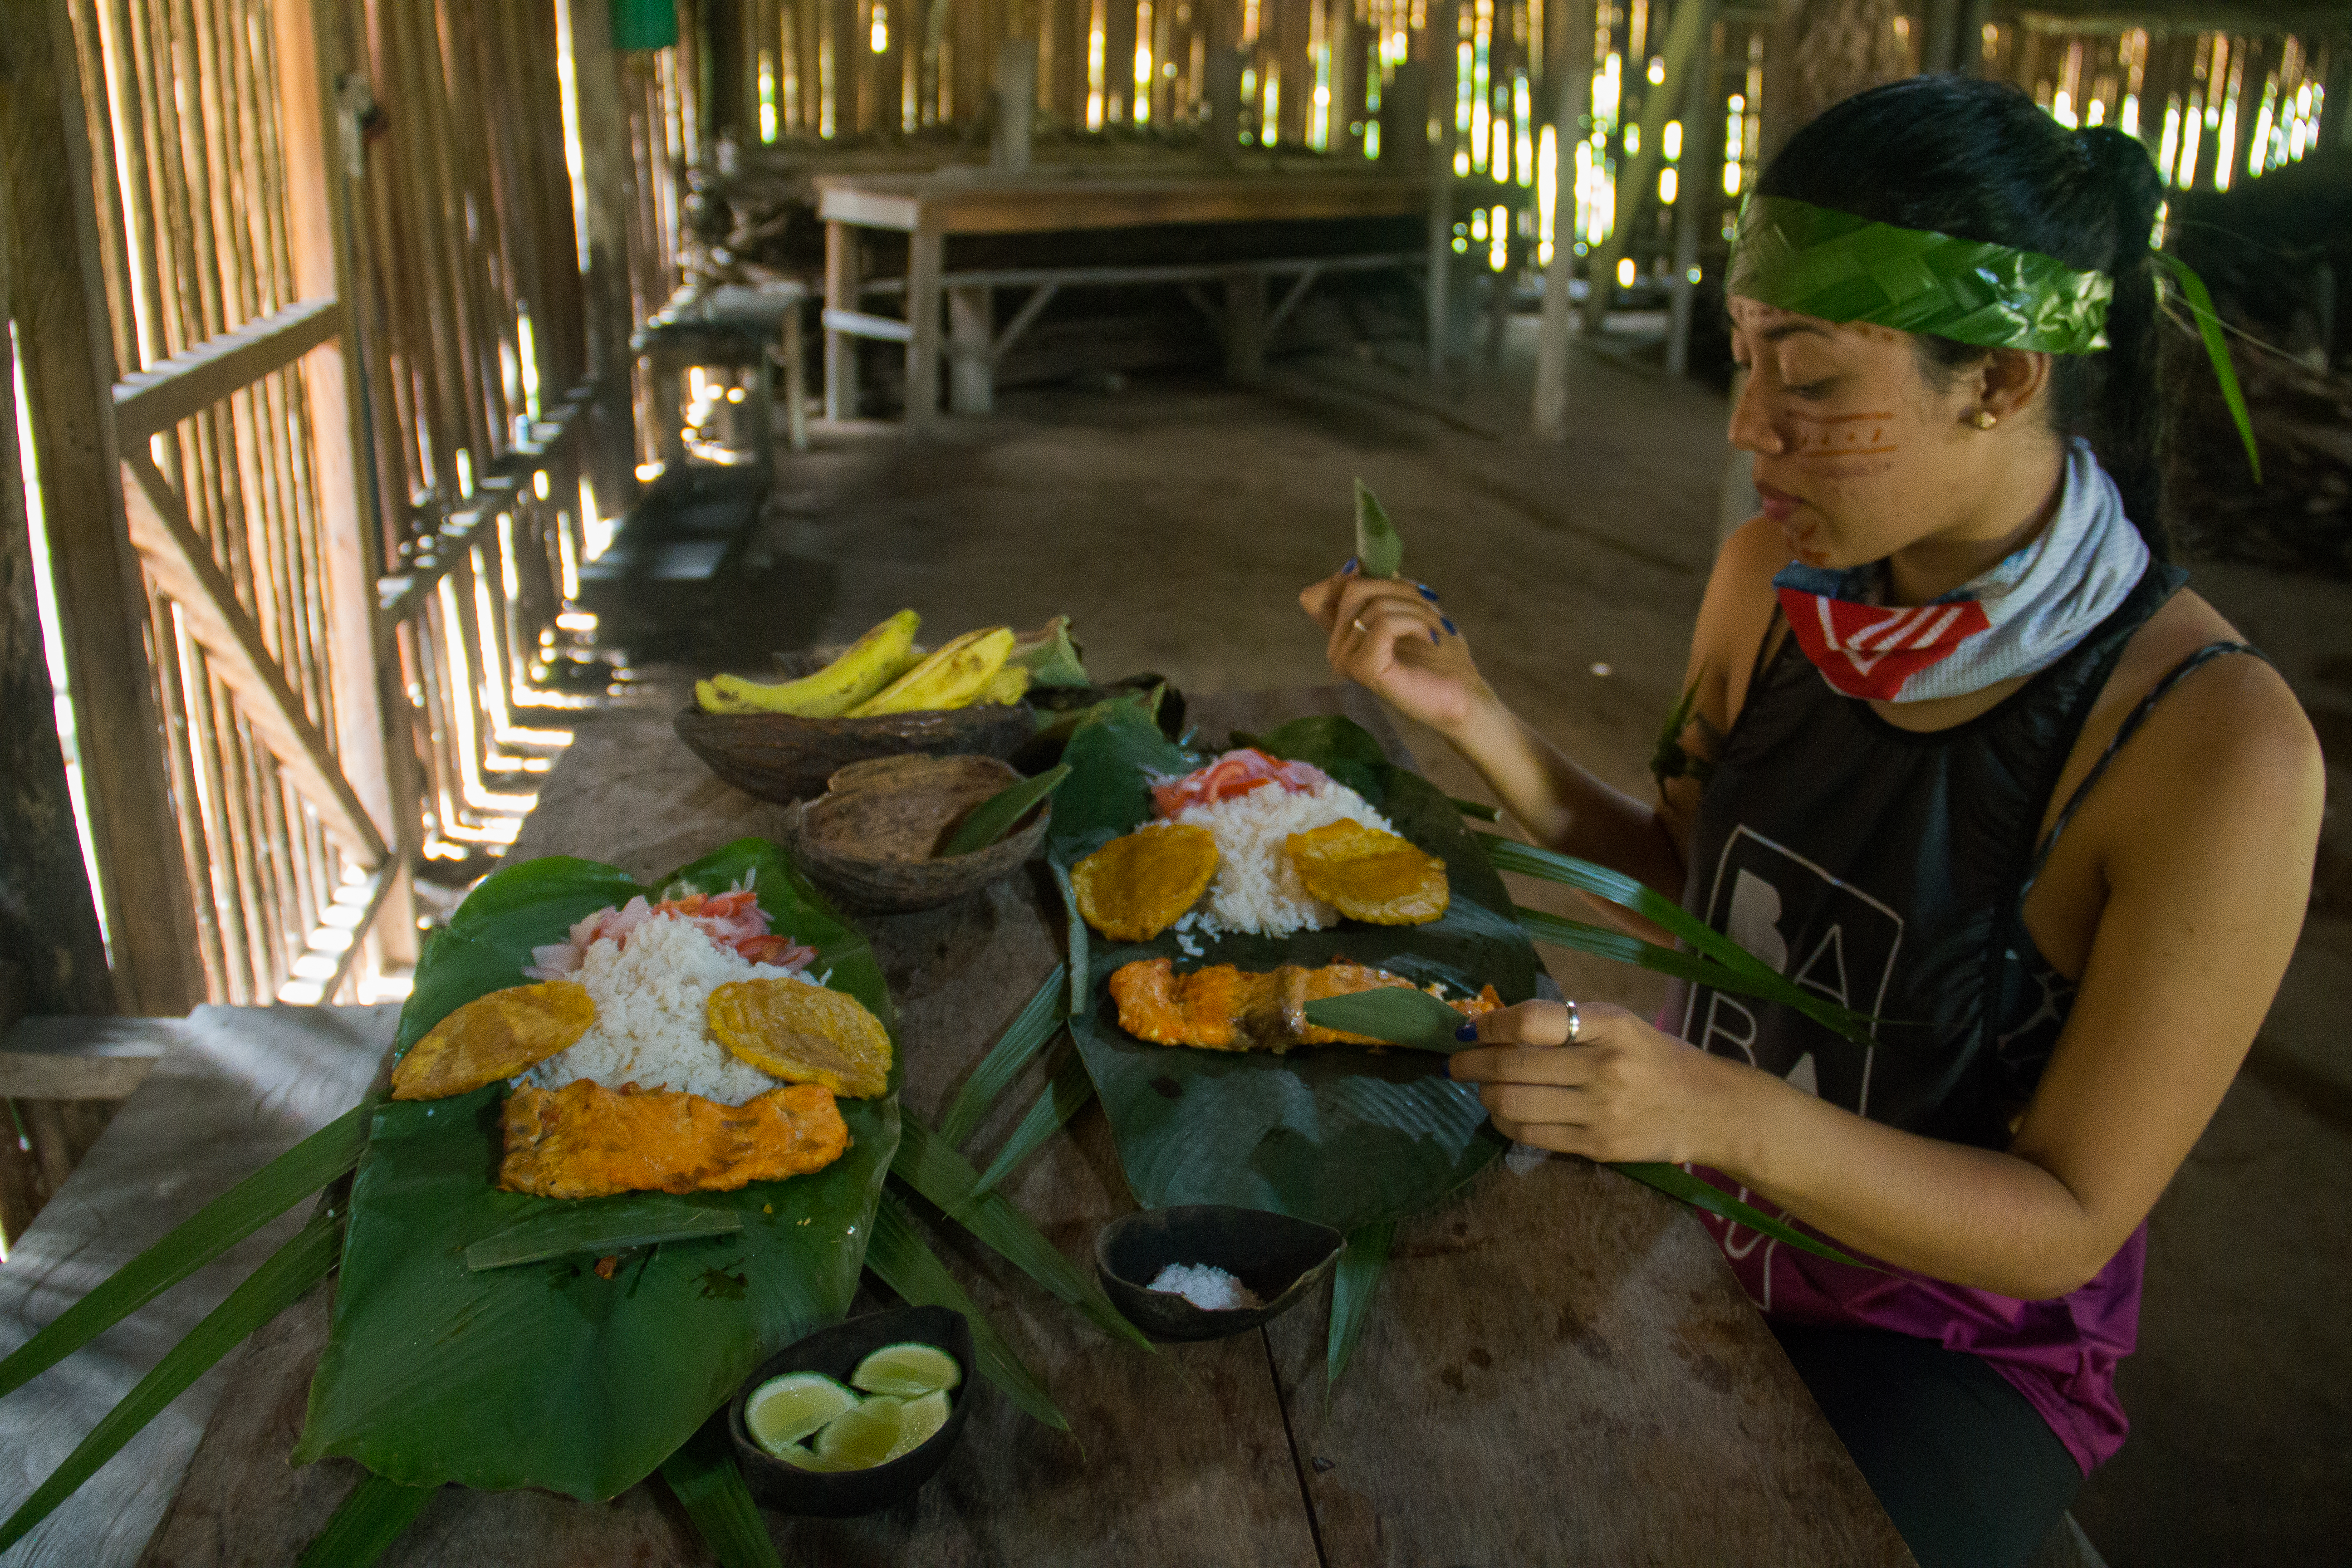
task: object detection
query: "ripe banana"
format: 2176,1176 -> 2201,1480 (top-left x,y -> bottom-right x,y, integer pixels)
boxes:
695,609 -> 921,716
979,665 -> 1032,706
847,626 -> 1014,716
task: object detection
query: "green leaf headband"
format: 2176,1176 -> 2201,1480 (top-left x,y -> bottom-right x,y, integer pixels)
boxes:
1728,194 -> 2112,354
1729,193 -> 2260,480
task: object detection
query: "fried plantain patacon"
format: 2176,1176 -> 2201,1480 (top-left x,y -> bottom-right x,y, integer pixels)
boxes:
706,976 -> 894,1099
1283,820 -> 1449,925
1071,822 -> 1219,941
390,980 -> 598,1101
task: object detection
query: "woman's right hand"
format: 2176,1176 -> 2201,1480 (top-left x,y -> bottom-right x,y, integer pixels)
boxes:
1298,565 -> 1492,738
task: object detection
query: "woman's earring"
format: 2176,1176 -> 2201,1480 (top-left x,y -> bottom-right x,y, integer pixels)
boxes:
1972,410 -> 1999,430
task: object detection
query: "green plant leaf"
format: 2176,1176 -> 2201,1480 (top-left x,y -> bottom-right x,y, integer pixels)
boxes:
1353,479 -> 1404,579
1,1205 -> 344,1553
943,764 -> 1071,856
965,1040 -> 1097,1202
1051,707 -> 1535,1235
1612,1162 -> 1866,1269
890,1114 -> 1150,1352
937,964 -> 1066,1149
2154,251 -> 2261,483
1475,831 -> 1779,985
1446,795 -> 1501,822
463,1205 -> 744,1271
1302,987 -> 1476,1053
294,1473 -> 436,1568
660,1422 -> 783,1568
295,840 -> 901,1502
0,1097 -> 373,1401
1007,616 -> 1093,688
1511,905 -> 1877,1046
1051,858 -> 1090,1017
1326,1220 -> 1395,1389
863,1190 -> 1068,1431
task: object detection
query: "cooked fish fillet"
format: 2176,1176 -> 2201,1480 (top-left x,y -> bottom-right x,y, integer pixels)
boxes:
1109,956 -> 1502,1054
497,1079 -> 849,1198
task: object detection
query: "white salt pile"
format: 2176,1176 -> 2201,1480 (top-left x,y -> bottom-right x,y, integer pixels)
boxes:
1147,1263 -> 1261,1311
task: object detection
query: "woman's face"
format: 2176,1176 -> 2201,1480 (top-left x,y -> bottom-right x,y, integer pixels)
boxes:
1726,295 -> 2058,585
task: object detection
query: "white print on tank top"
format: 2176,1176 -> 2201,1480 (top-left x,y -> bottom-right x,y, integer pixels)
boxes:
1680,827 -> 1906,1315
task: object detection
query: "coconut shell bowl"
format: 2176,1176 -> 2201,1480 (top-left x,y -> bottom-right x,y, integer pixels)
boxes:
1095,1205 -> 1346,1342
674,700 -> 1034,805
780,755 -> 1049,914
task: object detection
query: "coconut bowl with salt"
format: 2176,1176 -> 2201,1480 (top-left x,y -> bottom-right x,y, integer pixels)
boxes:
1094,1205 -> 1344,1342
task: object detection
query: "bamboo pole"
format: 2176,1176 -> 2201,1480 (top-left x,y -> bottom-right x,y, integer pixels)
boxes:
1581,0 -> 1704,334
1532,0 -> 1592,437
3,0 -> 201,1014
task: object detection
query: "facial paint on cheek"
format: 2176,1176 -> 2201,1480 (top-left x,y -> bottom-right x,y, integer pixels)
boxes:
1787,409 -> 1899,460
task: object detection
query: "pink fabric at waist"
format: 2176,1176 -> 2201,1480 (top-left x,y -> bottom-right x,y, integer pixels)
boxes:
1688,1165 -> 2142,1475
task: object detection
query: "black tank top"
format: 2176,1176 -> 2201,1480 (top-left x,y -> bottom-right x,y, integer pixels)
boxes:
1675,559 -> 2236,1150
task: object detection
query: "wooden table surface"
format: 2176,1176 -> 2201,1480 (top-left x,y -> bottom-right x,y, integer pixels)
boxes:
15,691 -> 1913,1567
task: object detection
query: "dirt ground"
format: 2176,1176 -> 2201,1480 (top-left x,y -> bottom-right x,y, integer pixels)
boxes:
598,318 -> 2351,1568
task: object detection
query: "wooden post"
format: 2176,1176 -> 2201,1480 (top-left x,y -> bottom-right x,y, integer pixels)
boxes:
1205,48 -> 1244,167
780,302 -> 810,451
1919,0 -> 1961,76
564,0 -> 642,505
1425,0 -> 1460,375
994,38 -> 1036,169
0,166 -> 113,1023
2,0 -> 200,1015
947,286 -> 995,414
824,220 -> 861,420
275,0 -> 415,966
1666,4 -> 1719,377
1533,0 -> 1594,439
904,219 -> 945,426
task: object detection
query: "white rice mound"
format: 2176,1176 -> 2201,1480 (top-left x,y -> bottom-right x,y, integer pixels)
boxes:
1171,778 -> 1395,937
523,912 -> 804,1106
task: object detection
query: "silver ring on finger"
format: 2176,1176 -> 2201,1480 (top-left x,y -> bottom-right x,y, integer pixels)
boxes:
1351,614 -> 1368,632
1564,999 -> 1581,1043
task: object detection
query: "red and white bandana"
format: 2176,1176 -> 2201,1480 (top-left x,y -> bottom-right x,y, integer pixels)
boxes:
1771,441 -> 2149,703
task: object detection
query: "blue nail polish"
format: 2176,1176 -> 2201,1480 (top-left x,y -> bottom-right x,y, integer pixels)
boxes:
1429,629 -> 1442,645
1416,583 -> 1440,602
1342,555 -> 1358,573
1441,616 -> 1458,635
1455,1020 -> 1479,1041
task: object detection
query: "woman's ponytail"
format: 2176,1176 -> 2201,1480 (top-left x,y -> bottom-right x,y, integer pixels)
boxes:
2077,126 -> 2170,560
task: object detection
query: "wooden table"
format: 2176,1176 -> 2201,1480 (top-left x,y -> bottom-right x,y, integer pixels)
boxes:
10,692 -> 1914,1566
815,170 -> 1439,425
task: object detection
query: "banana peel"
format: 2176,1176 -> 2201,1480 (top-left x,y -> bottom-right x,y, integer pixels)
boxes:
1007,616 -> 1091,688
695,610 -> 921,716
846,626 -> 1015,716
980,665 -> 1032,706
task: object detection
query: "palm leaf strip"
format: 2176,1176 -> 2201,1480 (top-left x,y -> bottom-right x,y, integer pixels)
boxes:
936,963 -> 1067,1148
0,1205 -> 345,1552
659,1424 -> 784,1568
863,1190 -> 1068,1431
0,1097 -> 374,1401
964,1039 -> 1097,1203
1325,1220 -> 1396,1389
889,1113 -> 1149,1352
293,1473 -> 437,1568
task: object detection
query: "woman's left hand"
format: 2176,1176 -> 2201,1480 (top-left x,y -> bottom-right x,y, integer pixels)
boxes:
1449,1000 -> 1730,1165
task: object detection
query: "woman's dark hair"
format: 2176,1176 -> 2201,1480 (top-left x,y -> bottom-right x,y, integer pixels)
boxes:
1755,76 -> 2171,558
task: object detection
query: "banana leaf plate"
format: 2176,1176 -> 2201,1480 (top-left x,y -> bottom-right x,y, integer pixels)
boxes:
1049,707 -> 1540,1236
293,837 -> 902,1502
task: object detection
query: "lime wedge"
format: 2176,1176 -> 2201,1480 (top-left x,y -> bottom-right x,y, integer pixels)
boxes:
813,1394 -> 906,1467
851,1341 -> 963,1397
774,1443 -> 860,1472
745,1372 -> 860,1454
887,1390 -> 952,1460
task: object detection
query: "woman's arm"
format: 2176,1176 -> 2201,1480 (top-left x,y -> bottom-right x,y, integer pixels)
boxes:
1299,519 -> 1786,897
1455,653 -> 2323,1299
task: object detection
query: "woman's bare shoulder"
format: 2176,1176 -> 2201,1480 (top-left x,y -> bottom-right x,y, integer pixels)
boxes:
1690,515 -> 1793,729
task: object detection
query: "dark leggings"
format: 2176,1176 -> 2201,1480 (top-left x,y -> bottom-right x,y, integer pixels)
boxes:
1771,1322 -> 2084,1568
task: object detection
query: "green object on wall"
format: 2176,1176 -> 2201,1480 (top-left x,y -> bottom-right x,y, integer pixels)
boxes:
611,0 -> 678,50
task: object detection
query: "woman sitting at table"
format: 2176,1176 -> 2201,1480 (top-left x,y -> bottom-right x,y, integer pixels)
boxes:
1300,75 -> 2321,1568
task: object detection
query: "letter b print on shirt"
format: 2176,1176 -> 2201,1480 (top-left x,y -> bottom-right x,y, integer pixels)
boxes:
1680,826 -> 1903,1118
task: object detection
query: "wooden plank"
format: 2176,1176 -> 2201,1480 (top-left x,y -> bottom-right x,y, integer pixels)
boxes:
0,1005 -> 394,1568
904,220 -> 945,424
812,171 -> 1431,234
107,298 -> 344,444
564,0 -> 641,512
0,1054 -> 157,1101
823,220 -> 863,419
1,0 -> 201,1016
118,452 -> 388,865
